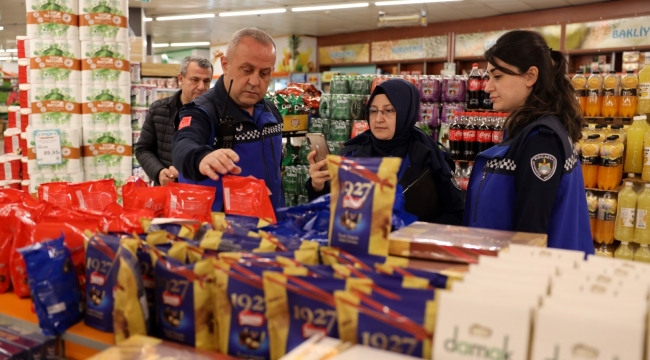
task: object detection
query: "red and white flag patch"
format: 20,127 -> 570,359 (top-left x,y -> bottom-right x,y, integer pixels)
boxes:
179,116 -> 192,130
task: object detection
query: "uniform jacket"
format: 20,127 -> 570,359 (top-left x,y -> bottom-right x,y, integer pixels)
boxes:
463,115 -> 594,254
171,76 -> 285,212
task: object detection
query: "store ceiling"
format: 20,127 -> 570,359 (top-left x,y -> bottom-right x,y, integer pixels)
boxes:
0,0 -> 611,51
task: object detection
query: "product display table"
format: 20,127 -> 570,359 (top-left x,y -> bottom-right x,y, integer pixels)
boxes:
0,292 -> 114,359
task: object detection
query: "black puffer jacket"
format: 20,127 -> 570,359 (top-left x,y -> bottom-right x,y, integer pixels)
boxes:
135,90 -> 183,185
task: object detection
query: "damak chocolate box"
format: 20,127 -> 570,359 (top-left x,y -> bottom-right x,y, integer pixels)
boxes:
0,328 -> 44,360
0,323 -> 57,360
388,222 -> 547,264
0,339 -> 28,360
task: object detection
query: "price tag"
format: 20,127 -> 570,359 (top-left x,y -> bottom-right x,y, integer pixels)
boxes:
34,129 -> 63,166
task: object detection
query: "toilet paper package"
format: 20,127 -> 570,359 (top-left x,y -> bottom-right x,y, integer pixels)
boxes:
19,109 -> 31,132
3,128 -> 21,155
82,127 -> 133,174
82,85 -> 131,129
131,166 -> 150,183
26,126 -> 82,175
131,107 -> 147,130
26,0 -> 79,40
30,83 -> 82,128
79,0 -> 128,41
130,85 -> 157,108
0,155 -> 22,181
132,130 -> 141,167
7,106 -> 21,130
81,41 -> 130,86
30,172 -> 85,195
29,39 -> 81,84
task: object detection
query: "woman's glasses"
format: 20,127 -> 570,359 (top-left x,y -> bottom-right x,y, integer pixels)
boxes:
367,108 -> 397,119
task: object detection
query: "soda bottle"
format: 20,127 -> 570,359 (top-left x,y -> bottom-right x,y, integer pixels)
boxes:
462,112 -> 478,161
595,192 -> 617,244
581,134 -> 601,189
467,64 -> 481,110
480,70 -> 492,110
624,115 -> 647,173
585,71 -> 603,117
634,244 -> 650,262
601,71 -> 620,117
586,191 -> 598,240
492,113 -> 504,145
635,183 -> 650,244
571,70 -> 588,115
614,242 -> 635,260
597,135 -> 623,190
619,70 -> 638,118
614,181 -> 637,242
638,55 -> 650,115
449,112 -> 464,160
476,113 -> 492,154
459,163 -> 469,191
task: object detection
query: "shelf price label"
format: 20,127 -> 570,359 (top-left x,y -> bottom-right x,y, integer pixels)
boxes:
34,129 -> 63,166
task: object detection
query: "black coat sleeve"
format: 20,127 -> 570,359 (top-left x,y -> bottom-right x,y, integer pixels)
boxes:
171,105 -> 215,182
513,128 -> 564,234
135,108 -> 166,185
306,178 -> 330,201
432,169 -> 465,225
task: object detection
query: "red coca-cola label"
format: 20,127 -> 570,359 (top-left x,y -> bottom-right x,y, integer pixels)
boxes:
449,129 -> 464,141
481,78 -> 489,91
478,130 -> 492,143
460,177 -> 469,190
468,79 -> 481,92
492,130 -> 504,143
463,130 -> 477,142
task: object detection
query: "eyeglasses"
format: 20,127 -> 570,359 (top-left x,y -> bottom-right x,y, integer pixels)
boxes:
367,108 -> 397,119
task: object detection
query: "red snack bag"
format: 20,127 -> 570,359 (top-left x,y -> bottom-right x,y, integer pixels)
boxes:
351,120 -> 370,138
69,179 -> 117,211
9,206 -> 40,297
164,183 -> 215,223
222,175 -> 277,224
122,177 -> 168,217
0,205 -> 14,293
103,202 -> 154,234
38,182 -> 73,208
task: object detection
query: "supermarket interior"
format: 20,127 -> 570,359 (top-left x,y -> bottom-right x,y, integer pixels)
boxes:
2,0 -> 650,359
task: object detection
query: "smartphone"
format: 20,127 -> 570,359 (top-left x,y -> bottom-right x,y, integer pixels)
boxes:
305,133 -> 330,170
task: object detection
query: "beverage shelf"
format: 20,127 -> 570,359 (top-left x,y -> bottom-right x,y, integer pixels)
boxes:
586,186 -> 621,193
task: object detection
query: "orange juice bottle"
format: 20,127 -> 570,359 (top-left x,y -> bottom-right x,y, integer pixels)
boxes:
614,242 -> 635,260
638,56 -> 650,115
619,70 -> 638,118
595,192 -> 617,244
586,71 -> 603,117
597,135 -> 623,190
581,134 -> 601,188
624,115 -> 647,173
586,191 -> 598,240
571,70 -> 588,115
601,71 -> 620,117
593,124 -> 607,141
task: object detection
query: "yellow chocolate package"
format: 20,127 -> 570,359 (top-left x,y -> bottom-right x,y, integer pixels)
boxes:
327,155 -> 401,257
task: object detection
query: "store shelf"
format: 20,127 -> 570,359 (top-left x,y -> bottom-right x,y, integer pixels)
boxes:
141,63 -> 180,77
0,292 -> 114,360
282,130 -> 308,138
586,186 -> 621,193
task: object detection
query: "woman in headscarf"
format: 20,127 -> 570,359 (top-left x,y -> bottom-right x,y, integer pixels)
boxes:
305,78 -> 464,225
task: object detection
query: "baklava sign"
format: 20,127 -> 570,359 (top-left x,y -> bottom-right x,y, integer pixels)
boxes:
565,16 -> 650,50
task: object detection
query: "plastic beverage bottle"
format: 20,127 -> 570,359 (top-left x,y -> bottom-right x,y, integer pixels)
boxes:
619,70 -> 638,118
634,244 -> 650,262
635,183 -> 650,244
463,112 -> 478,161
643,128 -> 650,181
586,71 -> 603,117
468,64 -> 481,110
449,112 -> 464,160
492,113 -> 504,145
581,134 -> 601,188
624,115 -> 647,173
476,113 -> 492,154
586,191 -> 598,240
614,242 -> 635,260
601,71 -> 620,117
597,135 -> 623,190
614,181 -> 638,242
608,124 -> 626,145
595,192 -> 617,244
593,124 -> 607,141
480,71 -> 492,110
638,56 -> 650,115
571,70 -> 588,115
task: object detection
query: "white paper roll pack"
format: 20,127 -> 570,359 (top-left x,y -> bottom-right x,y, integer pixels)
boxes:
26,126 -> 82,175
26,0 -> 79,40
30,171 -> 85,195
28,39 -> 81,84
82,85 -> 131,129
79,0 -> 129,42
81,41 -> 130,86
82,127 -> 133,173
30,83 -> 82,128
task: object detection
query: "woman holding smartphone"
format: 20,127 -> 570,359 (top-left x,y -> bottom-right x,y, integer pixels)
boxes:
305,78 -> 464,225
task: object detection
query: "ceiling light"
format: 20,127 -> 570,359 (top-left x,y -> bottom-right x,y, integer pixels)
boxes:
0,27 -> 4,31
219,8 -> 286,17
156,14 -> 215,21
170,42 -> 211,47
376,0 -> 461,5
144,17 -> 152,21
292,2 -> 369,12
0,57 -> 10,61
152,43 -> 169,48
5,49 -> 17,53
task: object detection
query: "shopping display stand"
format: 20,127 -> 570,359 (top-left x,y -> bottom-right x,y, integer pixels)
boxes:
0,292 -> 113,359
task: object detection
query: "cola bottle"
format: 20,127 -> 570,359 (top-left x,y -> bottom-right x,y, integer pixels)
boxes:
468,64 -> 481,110
477,112 -> 492,154
481,70 -> 492,110
449,111 -> 464,160
463,112 -> 478,161
492,112 -> 505,145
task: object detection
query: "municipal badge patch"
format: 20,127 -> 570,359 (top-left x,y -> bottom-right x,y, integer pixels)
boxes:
531,153 -> 557,181
451,174 -> 461,190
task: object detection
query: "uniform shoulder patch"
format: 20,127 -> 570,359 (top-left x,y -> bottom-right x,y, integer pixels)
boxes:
178,116 -> 192,130
530,153 -> 557,181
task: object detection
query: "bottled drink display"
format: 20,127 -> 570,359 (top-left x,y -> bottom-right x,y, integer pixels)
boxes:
581,134 -> 601,189
476,113 -> 492,154
634,244 -> 650,262
480,70 -> 492,110
638,56 -> 650,115
571,70 -> 588,115
595,192 -> 617,244
586,71 -> 603,117
601,71 -> 620,117
492,113 -> 504,145
614,241 -> 635,260
619,70 -> 639,118
614,181 -> 637,242
449,112 -> 464,160
597,135 -> 623,190
624,115 -> 647,173
467,64 -> 481,110
635,183 -> 650,244
462,112 -> 478,161
586,191 -> 598,240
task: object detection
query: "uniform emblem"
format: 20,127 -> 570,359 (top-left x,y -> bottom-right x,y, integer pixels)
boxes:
178,116 -> 192,130
531,153 -> 557,181
451,174 -> 461,190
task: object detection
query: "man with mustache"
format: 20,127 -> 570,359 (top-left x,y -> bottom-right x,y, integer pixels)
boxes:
172,28 -> 285,212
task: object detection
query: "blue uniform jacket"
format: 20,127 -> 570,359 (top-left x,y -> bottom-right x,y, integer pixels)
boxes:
171,76 -> 285,212
463,115 -> 594,254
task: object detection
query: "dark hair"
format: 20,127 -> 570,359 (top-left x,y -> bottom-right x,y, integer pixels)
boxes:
484,30 -> 583,142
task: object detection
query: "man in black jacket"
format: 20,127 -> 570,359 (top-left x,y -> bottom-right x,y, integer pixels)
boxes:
135,56 -> 213,185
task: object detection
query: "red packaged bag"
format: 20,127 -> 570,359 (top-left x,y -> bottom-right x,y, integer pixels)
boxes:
222,175 -> 277,224
122,177 -> 168,217
164,183 -> 215,223
9,206 -> 40,297
0,205 -> 14,293
38,182 -> 73,208
69,179 -> 117,211
103,202 -> 154,234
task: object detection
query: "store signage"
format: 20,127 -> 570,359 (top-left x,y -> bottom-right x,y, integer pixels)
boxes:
371,36 -> 447,62
319,44 -> 370,65
566,16 -> 650,50
34,129 -> 63,166
455,25 -> 561,58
